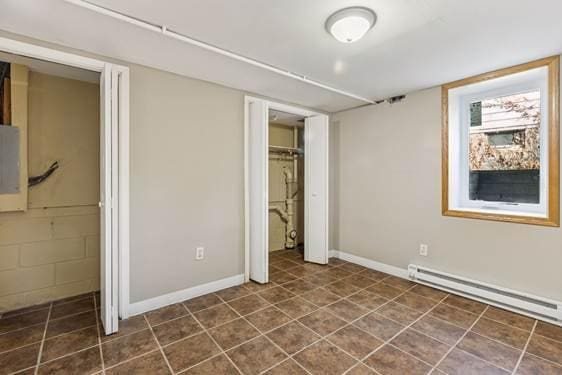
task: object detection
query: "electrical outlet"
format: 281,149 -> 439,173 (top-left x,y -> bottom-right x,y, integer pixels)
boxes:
196,247 -> 205,260
419,244 -> 428,256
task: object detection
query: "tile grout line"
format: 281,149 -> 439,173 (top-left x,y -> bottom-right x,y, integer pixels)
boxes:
33,301 -> 53,374
512,319 -> 537,374
431,305 -> 490,374
143,314 -> 175,374
93,293 -> 106,374
180,303 -> 245,375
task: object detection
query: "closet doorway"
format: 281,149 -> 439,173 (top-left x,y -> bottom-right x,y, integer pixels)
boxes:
244,97 -> 329,284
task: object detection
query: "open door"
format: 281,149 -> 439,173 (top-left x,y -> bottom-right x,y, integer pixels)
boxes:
304,115 -> 329,264
99,66 -> 119,335
248,100 -> 269,283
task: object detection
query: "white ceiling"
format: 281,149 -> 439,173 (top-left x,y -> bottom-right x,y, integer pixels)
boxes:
1,0 -> 562,112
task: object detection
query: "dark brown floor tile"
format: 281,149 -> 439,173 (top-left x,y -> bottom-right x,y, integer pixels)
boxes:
323,267 -> 353,280
0,309 -> 49,334
429,303 -> 479,329
366,283 -> 403,300
327,324 -> 382,359
338,263 -> 366,274
390,329 -> 450,366
526,333 -> 562,366
41,326 -> 99,362
267,321 -> 319,355
282,280 -> 318,295
343,274 -> 376,289
46,310 -> 96,338
164,332 -> 221,372
258,286 -> 296,304
209,318 -> 260,350
102,328 -> 157,367
184,293 -> 222,313
183,354 -> 238,374
0,343 -> 40,374
285,266 -> 312,278
215,285 -> 252,302
37,346 -> 101,375
271,259 -> 300,270
227,336 -> 287,375
516,353 -> 562,375
1,303 -> 50,319
437,348 -> 509,375
443,294 -> 487,314
364,344 -> 430,375
106,350 -> 171,374
152,315 -> 202,346
242,281 -> 275,293
457,331 -> 521,371
326,299 -> 369,322
11,367 -> 36,375
409,285 -> 448,301
535,321 -> 562,343
325,280 -> 361,298
101,315 -> 149,342
246,306 -> 292,332
275,297 -> 318,319
301,288 -> 341,307
484,307 -> 535,331
145,304 -> 187,326
227,294 -> 270,316
270,271 -> 298,285
299,309 -> 347,336
412,315 -> 466,345
264,358 -> 308,375
328,258 -> 347,266
50,298 -> 95,320
354,312 -> 404,341
302,262 -> 330,274
376,301 -> 423,325
294,340 -> 357,375
193,304 -> 239,329
394,292 -> 436,313
358,269 -> 389,282
303,272 -> 338,286
0,323 -> 44,353
346,290 -> 388,310
52,293 -> 92,306
381,276 -> 415,291
472,317 -> 530,349
347,364 -> 377,374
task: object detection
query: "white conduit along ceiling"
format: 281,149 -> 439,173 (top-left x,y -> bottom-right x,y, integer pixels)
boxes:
63,0 -> 375,106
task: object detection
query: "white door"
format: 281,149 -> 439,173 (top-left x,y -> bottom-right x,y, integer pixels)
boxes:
248,100 -> 269,283
304,115 -> 329,264
100,66 -> 119,335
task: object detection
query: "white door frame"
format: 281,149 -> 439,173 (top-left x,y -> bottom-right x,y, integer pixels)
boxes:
244,96 -> 329,282
0,37 -> 131,330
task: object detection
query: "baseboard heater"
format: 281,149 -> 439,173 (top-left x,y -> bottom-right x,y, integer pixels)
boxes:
408,264 -> 562,325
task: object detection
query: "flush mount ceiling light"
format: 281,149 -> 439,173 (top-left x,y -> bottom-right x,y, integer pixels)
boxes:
326,7 -> 376,43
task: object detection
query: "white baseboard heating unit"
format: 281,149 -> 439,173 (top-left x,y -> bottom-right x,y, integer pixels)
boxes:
408,264 -> 562,325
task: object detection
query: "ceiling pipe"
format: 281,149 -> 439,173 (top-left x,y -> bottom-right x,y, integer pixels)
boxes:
63,0 -> 375,105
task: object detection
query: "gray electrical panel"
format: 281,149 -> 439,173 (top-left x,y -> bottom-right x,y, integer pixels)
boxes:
0,124 -> 20,194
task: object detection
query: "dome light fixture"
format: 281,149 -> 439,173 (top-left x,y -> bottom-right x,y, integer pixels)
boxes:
325,7 -> 376,43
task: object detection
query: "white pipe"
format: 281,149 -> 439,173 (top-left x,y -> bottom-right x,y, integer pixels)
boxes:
63,0 -> 375,105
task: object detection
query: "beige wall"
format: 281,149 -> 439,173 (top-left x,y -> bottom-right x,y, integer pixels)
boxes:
129,65 -> 245,303
268,124 -> 304,251
0,72 -> 100,312
331,76 -> 562,301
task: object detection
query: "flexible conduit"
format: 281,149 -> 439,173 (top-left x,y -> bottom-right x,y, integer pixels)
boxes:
63,0 -> 375,105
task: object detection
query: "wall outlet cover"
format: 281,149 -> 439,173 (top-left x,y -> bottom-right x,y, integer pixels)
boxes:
419,244 -> 428,256
196,247 -> 205,260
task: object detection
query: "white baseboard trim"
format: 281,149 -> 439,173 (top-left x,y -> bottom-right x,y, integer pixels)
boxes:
329,249 -> 409,279
127,273 -> 245,317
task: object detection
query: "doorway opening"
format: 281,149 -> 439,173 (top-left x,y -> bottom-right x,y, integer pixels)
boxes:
245,97 -> 329,284
0,37 -> 129,336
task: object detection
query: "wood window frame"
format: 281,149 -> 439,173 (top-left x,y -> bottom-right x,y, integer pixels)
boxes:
442,56 -> 560,227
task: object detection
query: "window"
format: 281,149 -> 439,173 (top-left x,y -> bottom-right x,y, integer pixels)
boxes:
442,57 -> 559,226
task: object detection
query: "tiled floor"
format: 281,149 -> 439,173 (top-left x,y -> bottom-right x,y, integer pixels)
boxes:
1,251 -> 562,374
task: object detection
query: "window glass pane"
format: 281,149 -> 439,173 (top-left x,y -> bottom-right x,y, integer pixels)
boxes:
468,91 -> 540,203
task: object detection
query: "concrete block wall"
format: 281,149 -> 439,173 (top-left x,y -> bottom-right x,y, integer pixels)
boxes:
0,205 -> 99,312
